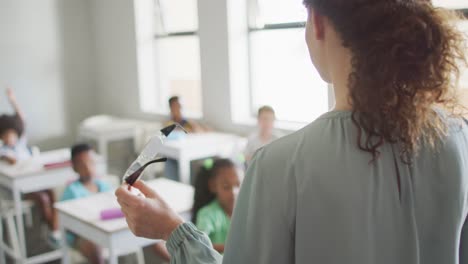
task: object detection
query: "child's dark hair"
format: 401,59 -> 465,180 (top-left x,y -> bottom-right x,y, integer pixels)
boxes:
168,96 -> 179,107
192,158 -> 235,223
0,114 -> 24,137
71,143 -> 93,163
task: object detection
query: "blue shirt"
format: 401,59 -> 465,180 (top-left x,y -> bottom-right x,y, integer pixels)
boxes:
61,179 -> 111,202
61,179 -> 112,245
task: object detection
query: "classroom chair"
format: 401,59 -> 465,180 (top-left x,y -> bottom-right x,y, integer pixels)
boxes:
0,199 -> 34,263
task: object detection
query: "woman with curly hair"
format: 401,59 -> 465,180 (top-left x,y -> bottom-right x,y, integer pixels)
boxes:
116,0 -> 468,263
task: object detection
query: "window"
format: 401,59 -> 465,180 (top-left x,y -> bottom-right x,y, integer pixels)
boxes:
152,0 -> 202,117
458,19 -> 468,89
433,0 -> 468,10
248,0 -> 329,124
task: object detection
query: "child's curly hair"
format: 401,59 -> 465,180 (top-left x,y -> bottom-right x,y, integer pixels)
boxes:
0,114 -> 24,137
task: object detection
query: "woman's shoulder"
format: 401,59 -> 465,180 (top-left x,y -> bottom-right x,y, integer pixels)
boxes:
256,111 -> 350,158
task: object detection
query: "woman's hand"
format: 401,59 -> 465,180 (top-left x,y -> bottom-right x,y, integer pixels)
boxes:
115,180 -> 184,241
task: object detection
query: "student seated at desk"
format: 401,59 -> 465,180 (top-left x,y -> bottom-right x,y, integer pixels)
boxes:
164,96 -> 211,181
0,87 -> 60,244
244,106 -> 281,164
192,158 -> 241,253
165,96 -> 207,133
61,144 -> 111,264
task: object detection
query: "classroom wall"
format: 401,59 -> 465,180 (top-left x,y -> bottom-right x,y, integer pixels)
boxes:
91,0 -> 142,118
0,0 -> 97,150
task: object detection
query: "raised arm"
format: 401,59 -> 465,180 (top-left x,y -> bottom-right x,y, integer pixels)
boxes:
6,87 -> 25,123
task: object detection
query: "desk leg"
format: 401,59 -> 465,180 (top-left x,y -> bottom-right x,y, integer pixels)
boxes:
12,188 -> 26,262
0,239 -> 4,264
178,156 -> 191,185
108,246 -> 118,264
0,219 -> 4,264
59,223 -> 70,264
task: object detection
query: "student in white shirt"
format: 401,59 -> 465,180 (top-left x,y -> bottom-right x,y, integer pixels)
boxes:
0,88 -> 30,164
244,106 -> 281,163
0,88 -> 59,246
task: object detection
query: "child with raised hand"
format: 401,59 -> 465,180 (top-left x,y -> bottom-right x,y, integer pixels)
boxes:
0,87 -> 30,164
192,158 -> 241,253
0,87 -> 61,246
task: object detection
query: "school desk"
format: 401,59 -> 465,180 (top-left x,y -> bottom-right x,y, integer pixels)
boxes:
0,149 -> 106,264
55,178 -> 193,264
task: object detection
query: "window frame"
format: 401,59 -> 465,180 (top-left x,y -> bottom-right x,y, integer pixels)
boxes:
245,2 -> 468,124
246,0 -> 330,124
152,0 -> 203,119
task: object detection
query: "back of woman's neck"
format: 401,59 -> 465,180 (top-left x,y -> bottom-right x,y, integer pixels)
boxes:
328,42 -> 353,112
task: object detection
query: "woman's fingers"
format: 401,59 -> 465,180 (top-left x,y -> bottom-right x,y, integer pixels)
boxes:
132,180 -> 157,199
115,181 -> 183,240
115,185 -> 143,207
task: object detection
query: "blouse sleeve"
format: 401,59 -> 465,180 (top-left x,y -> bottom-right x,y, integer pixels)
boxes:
166,222 -> 223,264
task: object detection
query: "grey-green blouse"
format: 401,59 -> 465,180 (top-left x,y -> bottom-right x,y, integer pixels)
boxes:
166,111 -> 468,264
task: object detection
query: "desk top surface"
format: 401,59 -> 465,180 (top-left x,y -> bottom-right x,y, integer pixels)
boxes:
79,118 -> 155,135
164,132 -> 245,148
0,149 -> 104,179
55,178 -> 194,233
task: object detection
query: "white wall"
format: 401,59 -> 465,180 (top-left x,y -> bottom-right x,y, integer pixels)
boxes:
92,0 -> 142,118
58,0 -> 98,145
0,0 -> 96,150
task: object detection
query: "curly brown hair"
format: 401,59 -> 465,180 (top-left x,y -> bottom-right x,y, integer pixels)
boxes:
304,0 -> 467,161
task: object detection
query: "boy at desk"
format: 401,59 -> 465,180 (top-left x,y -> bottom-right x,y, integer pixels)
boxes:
164,96 -> 211,181
61,144 -> 111,264
165,96 -> 207,133
0,87 -> 60,245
